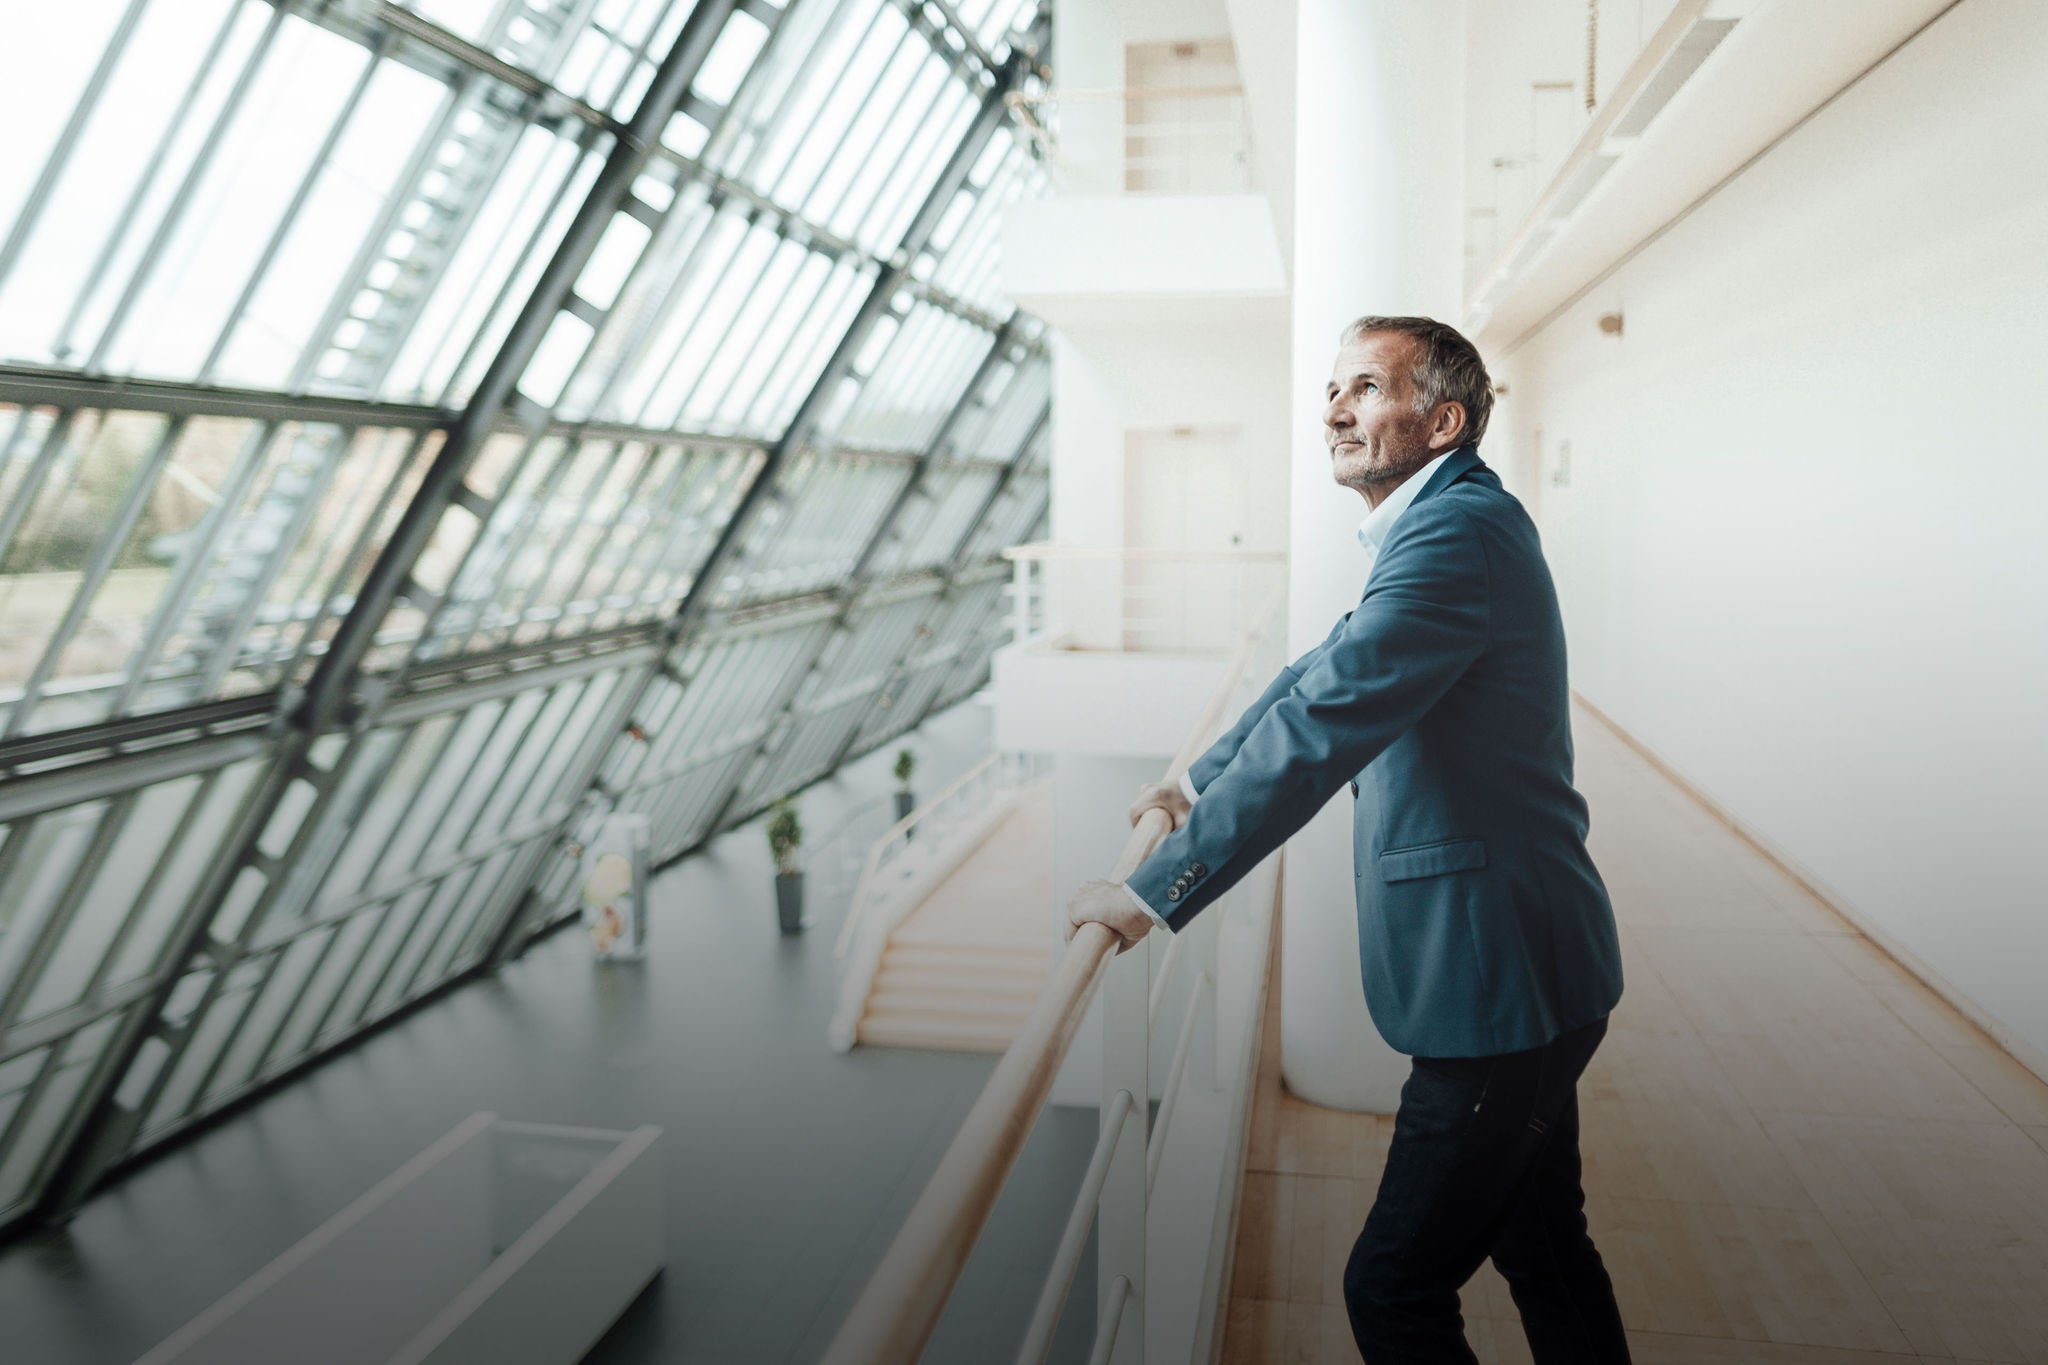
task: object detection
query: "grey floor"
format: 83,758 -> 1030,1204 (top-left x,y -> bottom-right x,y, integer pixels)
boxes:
0,698 -> 1100,1365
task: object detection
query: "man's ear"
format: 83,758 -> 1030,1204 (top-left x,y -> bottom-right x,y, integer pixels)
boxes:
1432,401 -> 1467,449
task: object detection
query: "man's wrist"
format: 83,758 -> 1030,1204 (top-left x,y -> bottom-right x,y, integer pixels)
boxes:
1121,882 -> 1172,929
1179,771 -> 1200,804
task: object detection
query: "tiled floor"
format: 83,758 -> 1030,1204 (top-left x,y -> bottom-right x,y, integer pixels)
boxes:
1222,701 -> 2048,1364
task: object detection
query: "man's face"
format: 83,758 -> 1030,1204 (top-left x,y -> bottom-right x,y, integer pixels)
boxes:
1323,331 -> 1454,496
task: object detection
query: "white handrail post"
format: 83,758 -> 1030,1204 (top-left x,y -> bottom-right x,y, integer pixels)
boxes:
1194,895 -> 1222,1095
1098,932 -> 1149,1363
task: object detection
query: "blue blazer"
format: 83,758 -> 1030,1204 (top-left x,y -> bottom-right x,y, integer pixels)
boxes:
1127,446 -> 1623,1058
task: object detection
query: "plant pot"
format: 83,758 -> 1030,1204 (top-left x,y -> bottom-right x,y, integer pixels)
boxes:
775,872 -> 804,934
894,790 -> 915,822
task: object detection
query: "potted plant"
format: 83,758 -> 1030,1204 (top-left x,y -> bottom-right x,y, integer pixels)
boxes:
893,748 -> 917,822
767,798 -> 804,934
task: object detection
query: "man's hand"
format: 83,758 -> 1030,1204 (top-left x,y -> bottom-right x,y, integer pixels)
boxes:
1128,782 -> 1191,832
1065,879 -> 1155,955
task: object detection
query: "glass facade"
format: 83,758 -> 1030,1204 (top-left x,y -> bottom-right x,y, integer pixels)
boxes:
0,0 -> 1048,1235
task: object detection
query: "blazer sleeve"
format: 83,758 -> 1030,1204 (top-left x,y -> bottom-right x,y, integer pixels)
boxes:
1129,502 -> 1491,930
1185,613 -> 1352,794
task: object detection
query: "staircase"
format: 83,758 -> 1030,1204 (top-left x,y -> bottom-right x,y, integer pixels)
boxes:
849,780 -> 1055,1052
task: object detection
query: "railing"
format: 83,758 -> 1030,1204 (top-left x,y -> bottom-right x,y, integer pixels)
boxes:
806,794 -> 900,932
1003,542 -> 1286,655
1005,85 -> 1253,195
820,586 -> 1287,1364
828,749 -> 1047,1051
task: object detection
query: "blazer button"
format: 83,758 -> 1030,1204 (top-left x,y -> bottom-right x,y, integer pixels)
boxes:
1348,780 -> 1359,797
1165,887 -> 1182,902
1190,863 -> 1206,877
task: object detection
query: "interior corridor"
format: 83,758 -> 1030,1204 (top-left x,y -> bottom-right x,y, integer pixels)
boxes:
1222,701 -> 2048,1365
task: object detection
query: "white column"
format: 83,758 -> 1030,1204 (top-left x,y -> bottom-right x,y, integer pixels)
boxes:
1282,0 -> 1468,1111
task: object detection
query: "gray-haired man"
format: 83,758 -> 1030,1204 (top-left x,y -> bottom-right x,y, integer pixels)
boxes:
1069,317 -> 1632,1362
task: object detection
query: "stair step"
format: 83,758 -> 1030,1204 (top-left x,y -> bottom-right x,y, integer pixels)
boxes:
884,927 -> 1051,951
856,1010 -> 1021,1053
876,949 -> 1048,982
864,989 -> 1037,1022
884,934 -> 1051,960
891,927 -> 1050,952
871,965 -> 1045,1002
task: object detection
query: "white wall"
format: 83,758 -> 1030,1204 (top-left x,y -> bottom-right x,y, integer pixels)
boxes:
1046,312 -> 1291,543
1049,334 -> 1126,550
1040,317 -> 1290,659
1003,193 -> 1287,301
1493,0 -> 2048,1068
1108,0 -> 1231,44
1219,0 -> 1297,272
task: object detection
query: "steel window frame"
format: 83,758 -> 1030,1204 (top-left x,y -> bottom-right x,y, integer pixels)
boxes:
1,0 -> 1052,1240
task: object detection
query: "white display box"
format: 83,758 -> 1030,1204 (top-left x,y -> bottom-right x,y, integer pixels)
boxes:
139,1112 -> 663,1365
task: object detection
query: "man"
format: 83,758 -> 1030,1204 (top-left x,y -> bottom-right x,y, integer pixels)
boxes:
1065,317 -> 1631,1363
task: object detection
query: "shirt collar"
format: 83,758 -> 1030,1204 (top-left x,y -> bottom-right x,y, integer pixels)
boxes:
1357,448 -> 1458,555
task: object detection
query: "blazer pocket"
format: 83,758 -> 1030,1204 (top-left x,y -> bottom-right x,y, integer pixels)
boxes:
1378,836 -> 1487,883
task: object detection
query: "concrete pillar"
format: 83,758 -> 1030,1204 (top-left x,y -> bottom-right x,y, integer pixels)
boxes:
1282,0 -> 1468,1111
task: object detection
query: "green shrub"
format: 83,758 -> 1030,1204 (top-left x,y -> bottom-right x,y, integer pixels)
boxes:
766,798 -> 802,875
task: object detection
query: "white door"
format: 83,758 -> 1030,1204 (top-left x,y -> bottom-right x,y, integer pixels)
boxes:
1123,426 -> 1247,653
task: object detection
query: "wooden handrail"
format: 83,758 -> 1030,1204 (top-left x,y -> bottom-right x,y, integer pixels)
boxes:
818,587 -> 1281,1363
817,914 -> 1129,1364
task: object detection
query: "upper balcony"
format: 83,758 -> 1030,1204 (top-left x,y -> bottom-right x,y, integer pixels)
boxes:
997,76 -> 1287,335
991,542 -> 1284,759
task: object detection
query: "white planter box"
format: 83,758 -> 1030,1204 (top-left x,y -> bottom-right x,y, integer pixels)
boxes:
139,1112 -> 663,1365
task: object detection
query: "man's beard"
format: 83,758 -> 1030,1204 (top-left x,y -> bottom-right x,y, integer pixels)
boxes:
1332,436 -> 1434,493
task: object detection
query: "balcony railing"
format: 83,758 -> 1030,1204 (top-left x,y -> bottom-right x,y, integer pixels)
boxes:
1003,542 -> 1286,655
1006,85 -> 1253,195
819,583 -> 1286,1363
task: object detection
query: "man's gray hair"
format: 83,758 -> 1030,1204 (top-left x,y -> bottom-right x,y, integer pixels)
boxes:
1341,315 -> 1494,448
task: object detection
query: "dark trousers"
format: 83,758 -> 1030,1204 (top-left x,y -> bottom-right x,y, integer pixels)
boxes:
1343,1015 -> 1632,1364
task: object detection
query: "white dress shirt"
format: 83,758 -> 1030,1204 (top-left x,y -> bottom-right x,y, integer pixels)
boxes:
1119,449 -> 1458,928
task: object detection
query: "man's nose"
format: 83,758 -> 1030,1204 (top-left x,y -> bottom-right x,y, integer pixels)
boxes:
1325,397 -> 1351,429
